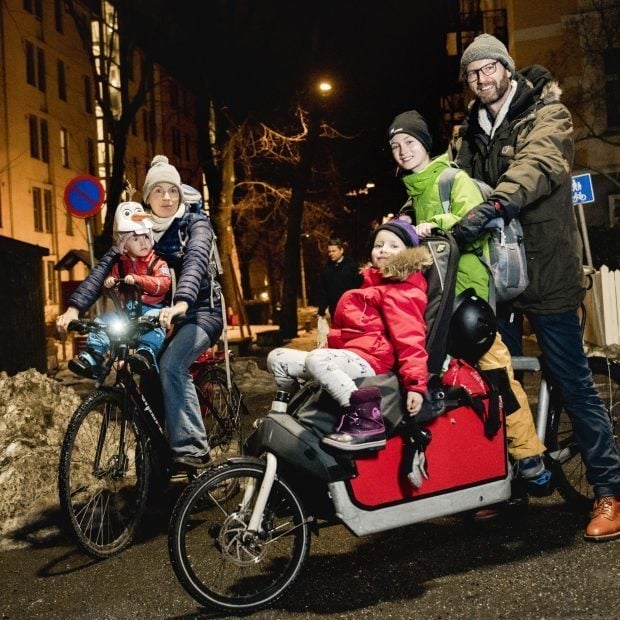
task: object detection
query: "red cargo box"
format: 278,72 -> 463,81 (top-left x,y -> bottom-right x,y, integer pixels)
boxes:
348,405 -> 508,508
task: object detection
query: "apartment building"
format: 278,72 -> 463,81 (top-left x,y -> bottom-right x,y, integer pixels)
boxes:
0,0 -> 202,326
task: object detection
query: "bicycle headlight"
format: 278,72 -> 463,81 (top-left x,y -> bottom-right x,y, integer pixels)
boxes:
109,317 -> 129,336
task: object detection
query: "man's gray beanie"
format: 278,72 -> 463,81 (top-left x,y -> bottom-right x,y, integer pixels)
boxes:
460,33 -> 515,77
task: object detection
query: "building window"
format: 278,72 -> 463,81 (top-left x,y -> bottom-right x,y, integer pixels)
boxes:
33,187 -> 43,231
84,75 -> 93,113
37,47 -> 46,92
172,127 -> 181,157
57,60 -> 67,101
86,138 -> 96,175
23,0 -> 42,19
54,0 -> 63,33
26,42 -> 36,86
40,118 -> 49,162
25,42 -> 45,91
29,115 -> 49,162
60,127 -> 69,167
604,47 -> 620,130
46,262 -> 58,303
33,187 -> 53,233
44,188 -> 53,232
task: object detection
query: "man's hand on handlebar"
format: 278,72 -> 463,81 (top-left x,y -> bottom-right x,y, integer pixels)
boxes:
159,301 -> 189,330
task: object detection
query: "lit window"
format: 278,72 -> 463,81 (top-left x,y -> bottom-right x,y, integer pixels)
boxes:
60,128 -> 69,167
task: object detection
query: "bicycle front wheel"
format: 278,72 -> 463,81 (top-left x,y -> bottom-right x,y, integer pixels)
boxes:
168,462 -> 311,613
58,390 -> 151,558
548,356 -> 620,511
194,367 -> 247,461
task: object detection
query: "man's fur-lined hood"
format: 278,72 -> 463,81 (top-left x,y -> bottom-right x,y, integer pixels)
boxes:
380,246 -> 433,281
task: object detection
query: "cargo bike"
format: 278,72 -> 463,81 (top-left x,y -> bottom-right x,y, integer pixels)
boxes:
167,233 -> 618,613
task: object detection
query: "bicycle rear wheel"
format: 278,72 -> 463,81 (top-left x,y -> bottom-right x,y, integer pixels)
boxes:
194,367 -> 247,461
168,461 -> 310,613
548,356 -> 620,511
58,390 -> 151,558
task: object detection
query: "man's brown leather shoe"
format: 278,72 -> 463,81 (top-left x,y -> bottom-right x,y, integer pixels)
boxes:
584,496 -> 620,542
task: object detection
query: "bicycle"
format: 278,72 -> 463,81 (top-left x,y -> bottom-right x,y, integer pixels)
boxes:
512,353 -> 620,511
57,305 -> 248,559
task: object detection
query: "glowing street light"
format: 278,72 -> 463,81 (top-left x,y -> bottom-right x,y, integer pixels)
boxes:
317,80 -> 333,96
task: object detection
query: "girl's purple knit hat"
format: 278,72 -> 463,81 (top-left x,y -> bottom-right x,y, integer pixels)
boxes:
371,218 -> 420,248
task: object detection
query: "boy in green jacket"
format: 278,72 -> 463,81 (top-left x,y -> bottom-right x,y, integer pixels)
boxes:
387,109 -> 549,498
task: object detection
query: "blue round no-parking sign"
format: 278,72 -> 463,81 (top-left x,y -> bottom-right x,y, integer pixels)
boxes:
63,175 -> 105,218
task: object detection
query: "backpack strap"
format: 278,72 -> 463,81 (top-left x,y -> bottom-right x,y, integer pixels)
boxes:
437,165 -> 460,214
146,256 -> 161,276
437,165 -> 498,309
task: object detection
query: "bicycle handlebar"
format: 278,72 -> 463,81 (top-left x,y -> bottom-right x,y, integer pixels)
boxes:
67,315 -> 162,338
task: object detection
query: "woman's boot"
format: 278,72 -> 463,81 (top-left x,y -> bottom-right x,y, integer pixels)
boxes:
321,387 -> 386,452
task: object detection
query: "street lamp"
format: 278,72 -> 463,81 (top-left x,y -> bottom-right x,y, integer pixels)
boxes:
317,80 -> 333,96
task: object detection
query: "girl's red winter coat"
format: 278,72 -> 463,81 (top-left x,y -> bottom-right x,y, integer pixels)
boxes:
327,246 -> 431,394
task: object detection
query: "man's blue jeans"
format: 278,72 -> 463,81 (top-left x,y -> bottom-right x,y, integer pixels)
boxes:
159,322 -> 212,458
498,308 -> 620,498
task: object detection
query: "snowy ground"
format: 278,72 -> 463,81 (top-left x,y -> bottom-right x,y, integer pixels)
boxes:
0,320 -> 320,551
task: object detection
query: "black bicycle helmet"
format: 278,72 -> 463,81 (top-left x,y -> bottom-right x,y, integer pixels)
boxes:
448,288 -> 497,363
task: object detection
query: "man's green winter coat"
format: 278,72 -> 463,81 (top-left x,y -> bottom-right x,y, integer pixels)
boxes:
401,153 -> 491,300
451,65 -> 584,314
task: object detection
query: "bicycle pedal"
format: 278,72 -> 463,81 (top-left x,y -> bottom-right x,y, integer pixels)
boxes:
526,471 -> 555,497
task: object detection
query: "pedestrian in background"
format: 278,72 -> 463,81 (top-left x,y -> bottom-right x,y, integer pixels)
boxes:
316,238 -> 362,322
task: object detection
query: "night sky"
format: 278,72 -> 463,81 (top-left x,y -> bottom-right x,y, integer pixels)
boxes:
138,0 -> 458,239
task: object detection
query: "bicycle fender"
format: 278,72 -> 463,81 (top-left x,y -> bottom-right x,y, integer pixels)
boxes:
225,456 -> 265,467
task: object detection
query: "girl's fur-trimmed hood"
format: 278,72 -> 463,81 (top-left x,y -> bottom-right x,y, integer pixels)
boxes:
380,246 -> 433,281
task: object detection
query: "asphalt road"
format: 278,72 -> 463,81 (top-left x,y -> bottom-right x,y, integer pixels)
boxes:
1,486 -> 619,620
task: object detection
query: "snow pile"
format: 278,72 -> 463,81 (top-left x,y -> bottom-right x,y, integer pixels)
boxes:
0,369 -> 81,547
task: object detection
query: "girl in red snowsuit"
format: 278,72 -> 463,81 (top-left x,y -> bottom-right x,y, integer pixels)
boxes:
268,219 -> 432,451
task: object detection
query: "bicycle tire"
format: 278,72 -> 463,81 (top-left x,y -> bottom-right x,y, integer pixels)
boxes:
58,390 -> 151,558
194,366 -> 247,461
548,356 -> 620,512
168,461 -> 310,613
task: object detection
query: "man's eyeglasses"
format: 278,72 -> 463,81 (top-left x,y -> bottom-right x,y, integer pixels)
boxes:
465,61 -> 499,83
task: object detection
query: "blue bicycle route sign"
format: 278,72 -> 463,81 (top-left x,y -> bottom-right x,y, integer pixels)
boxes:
571,173 -> 595,206
63,175 -> 105,218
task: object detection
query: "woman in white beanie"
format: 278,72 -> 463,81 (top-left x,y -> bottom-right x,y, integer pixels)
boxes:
140,155 -> 223,469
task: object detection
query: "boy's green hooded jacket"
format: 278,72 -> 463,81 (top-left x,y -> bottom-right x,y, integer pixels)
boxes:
400,153 -> 490,300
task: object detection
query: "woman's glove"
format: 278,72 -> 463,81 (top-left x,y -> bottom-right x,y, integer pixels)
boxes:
451,200 -> 504,245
